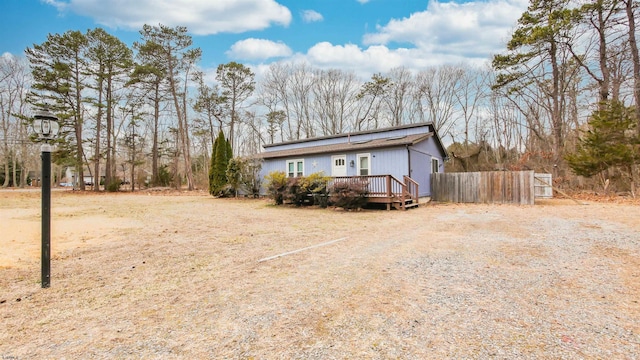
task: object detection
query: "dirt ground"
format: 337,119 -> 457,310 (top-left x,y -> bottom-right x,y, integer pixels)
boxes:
1,189 -> 639,359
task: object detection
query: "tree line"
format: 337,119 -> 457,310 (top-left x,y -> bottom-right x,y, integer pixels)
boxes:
1,0 -> 638,194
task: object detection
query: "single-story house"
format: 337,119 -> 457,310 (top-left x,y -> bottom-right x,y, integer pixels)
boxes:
258,122 -> 448,207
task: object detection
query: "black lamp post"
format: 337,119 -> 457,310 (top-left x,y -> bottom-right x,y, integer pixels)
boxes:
32,108 -> 59,288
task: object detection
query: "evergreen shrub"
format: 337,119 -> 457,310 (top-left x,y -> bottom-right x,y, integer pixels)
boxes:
300,172 -> 330,207
106,179 -> 121,192
329,179 -> 369,210
266,171 -> 331,206
265,171 -> 287,205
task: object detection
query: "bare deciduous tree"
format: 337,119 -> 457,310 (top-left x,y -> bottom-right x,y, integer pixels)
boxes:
415,65 -> 464,138
311,68 -> 359,136
385,67 -> 414,127
0,55 -> 32,187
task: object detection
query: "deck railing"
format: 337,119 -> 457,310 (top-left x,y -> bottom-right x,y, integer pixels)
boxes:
330,174 -> 419,209
403,175 -> 419,203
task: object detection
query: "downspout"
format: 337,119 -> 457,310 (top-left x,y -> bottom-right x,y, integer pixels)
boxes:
406,144 -> 411,177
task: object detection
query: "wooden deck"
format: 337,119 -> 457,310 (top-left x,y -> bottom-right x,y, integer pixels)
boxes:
331,175 -> 419,210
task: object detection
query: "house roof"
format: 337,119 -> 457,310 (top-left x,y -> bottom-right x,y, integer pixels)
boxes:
257,133 -> 433,160
262,122 -> 436,149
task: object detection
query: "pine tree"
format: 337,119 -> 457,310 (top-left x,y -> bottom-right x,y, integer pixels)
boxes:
566,101 -> 638,191
209,130 -> 232,195
26,30 -> 89,190
226,157 -> 242,197
492,0 -> 575,166
216,62 -> 255,150
136,24 -> 201,191
86,28 -> 133,191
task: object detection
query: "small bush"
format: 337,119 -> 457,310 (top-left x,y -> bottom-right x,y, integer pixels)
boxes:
300,172 -> 330,208
283,177 -> 306,206
299,173 -> 330,193
158,165 -> 173,187
329,179 -> 369,210
210,183 -> 236,198
314,193 -> 329,208
106,179 -> 121,192
225,157 -> 243,196
284,172 -> 331,207
265,171 -> 287,205
267,172 -> 331,207
239,157 -> 262,198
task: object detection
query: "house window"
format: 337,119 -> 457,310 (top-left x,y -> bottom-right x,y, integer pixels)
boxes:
432,158 -> 439,174
357,153 -> 370,176
287,159 -> 304,177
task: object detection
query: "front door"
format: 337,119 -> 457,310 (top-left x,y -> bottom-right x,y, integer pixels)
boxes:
331,155 -> 347,176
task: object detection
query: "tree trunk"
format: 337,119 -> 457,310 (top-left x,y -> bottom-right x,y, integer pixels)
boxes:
169,79 -> 185,190
152,83 -> 160,186
12,155 -> 18,187
168,63 -> 194,190
596,1 -> 610,103
2,162 -> 8,187
230,99 -> 236,151
94,75 -> 104,191
105,75 -> 114,188
131,122 -> 136,192
20,152 -> 28,188
182,66 -> 194,190
625,0 -> 640,132
549,37 -> 564,170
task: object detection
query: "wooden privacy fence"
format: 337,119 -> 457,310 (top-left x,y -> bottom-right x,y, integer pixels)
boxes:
431,170 -> 536,205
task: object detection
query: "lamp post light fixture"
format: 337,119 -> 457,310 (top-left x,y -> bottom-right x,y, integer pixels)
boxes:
32,107 -> 60,288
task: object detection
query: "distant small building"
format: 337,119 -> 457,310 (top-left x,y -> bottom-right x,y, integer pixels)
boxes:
258,122 -> 448,198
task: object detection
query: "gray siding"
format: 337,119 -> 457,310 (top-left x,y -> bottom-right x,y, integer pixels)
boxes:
367,148 -> 409,179
408,135 -> 447,197
259,147 -> 412,194
260,154 -> 332,178
260,148 -> 410,179
409,147 -> 430,197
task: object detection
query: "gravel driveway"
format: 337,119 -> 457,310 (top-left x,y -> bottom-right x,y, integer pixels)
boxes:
1,191 -> 639,359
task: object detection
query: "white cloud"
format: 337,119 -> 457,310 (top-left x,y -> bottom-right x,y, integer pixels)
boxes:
227,38 -> 293,60
356,0 -> 370,4
301,10 -> 323,23
302,42 -> 471,79
41,0 -> 67,11
279,0 -> 527,78
363,0 -> 526,58
47,0 -> 292,34
306,42 -> 405,70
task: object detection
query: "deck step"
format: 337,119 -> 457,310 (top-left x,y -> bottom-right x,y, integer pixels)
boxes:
404,202 -> 419,210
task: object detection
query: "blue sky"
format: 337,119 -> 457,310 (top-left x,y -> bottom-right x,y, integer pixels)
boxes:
0,0 -> 528,79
